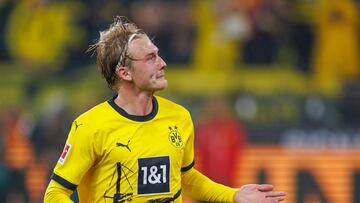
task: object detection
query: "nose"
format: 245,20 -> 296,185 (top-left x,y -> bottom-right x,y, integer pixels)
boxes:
158,56 -> 167,70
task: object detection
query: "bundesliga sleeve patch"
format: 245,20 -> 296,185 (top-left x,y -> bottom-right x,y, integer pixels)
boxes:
58,143 -> 72,165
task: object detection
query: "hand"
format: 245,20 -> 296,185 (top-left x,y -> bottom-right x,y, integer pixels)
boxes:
234,184 -> 286,203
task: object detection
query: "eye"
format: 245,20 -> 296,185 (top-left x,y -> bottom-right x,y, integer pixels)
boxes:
147,53 -> 157,62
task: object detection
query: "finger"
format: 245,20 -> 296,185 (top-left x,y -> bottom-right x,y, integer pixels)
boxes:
265,195 -> 286,203
265,197 -> 285,203
257,184 -> 274,192
278,196 -> 286,201
264,198 -> 279,203
265,191 -> 286,197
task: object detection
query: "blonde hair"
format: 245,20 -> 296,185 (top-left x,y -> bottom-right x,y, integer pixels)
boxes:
88,16 -> 145,90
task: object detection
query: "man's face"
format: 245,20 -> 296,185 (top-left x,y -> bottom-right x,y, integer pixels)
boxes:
126,36 -> 167,92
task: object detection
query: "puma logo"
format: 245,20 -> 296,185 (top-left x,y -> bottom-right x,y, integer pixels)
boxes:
116,140 -> 131,152
74,121 -> 83,130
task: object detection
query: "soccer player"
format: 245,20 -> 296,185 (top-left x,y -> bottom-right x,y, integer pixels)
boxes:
44,16 -> 286,203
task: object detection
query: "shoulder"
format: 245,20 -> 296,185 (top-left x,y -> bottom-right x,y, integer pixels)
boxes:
67,101 -> 114,143
155,95 -> 190,116
73,101 -> 113,128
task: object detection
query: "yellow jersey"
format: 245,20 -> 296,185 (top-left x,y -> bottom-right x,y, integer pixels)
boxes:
51,95 -> 194,203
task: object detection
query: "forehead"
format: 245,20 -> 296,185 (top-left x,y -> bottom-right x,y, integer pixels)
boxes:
127,35 -> 158,57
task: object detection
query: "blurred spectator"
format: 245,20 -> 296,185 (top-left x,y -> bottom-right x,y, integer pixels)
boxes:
193,0 -> 250,71
27,93 -> 72,202
83,0 -> 125,41
0,0 -> 9,8
129,0 -> 195,64
2,0 -> 196,68
0,164 -> 7,202
130,0 -> 168,58
242,0 -> 288,64
0,108 -> 9,203
162,1 -> 195,63
5,0 -> 86,70
73,0 -> 125,68
2,109 -> 35,203
25,152 -> 49,203
0,0 -> 13,61
31,92 -> 71,170
338,82 -> 360,125
195,96 -> 247,189
286,0 -> 314,73
288,23 -> 313,73
312,0 -> 360,91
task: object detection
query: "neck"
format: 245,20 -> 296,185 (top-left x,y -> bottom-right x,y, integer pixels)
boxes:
114,88 -> 154,116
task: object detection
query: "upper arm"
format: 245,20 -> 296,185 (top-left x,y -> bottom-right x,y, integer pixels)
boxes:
51,119 -> 100,189
44,180 -> 74,203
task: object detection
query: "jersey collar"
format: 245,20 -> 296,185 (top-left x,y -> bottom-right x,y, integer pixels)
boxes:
108,95 -> 158,122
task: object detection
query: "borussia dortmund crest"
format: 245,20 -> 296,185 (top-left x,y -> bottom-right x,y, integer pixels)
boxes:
168,126 -> 183,148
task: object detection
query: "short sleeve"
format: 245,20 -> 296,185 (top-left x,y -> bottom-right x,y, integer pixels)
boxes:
181,112 -> 195,172
52,119 -> 99,189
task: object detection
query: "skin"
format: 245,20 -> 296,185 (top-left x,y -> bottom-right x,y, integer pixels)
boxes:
114,35 -> 286,203
114,35 -> 167,116
234,184 -> 286,203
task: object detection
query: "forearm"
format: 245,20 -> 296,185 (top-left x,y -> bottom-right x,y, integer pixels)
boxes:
44,180 -> 74,203
181,168 -> 236,203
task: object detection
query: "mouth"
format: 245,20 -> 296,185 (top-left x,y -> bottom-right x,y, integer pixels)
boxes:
156,73 -> 165,79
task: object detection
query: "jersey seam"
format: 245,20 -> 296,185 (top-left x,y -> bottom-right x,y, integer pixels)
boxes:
181,160 -> 195,172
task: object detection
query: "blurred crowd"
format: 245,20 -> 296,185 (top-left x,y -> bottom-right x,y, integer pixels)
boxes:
0,0 -> 196,69
0,0 -> 359,75
1,0 -> 360,202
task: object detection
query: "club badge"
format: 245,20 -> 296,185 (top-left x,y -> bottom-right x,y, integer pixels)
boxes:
168,126 -> 183,148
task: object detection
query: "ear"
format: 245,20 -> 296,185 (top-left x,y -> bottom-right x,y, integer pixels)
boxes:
116,66 -> 132,82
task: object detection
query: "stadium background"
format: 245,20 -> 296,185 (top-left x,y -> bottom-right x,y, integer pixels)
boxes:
1,0 -> 360,202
